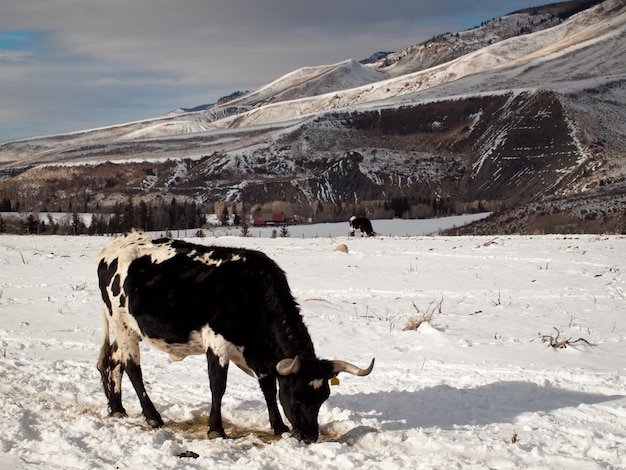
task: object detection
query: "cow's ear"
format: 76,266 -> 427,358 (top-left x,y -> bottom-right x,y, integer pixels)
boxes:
319,360 -> 337,379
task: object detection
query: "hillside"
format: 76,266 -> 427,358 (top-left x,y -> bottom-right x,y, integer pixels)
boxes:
369,0 -> 605,77
0,0 -> 625,234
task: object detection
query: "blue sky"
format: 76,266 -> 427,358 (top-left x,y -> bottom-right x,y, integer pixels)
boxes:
0,0 -> 549,143
0,30 -> 41,49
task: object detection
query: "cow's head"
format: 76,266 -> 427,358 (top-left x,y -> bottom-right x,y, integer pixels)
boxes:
275,356 -> 374,443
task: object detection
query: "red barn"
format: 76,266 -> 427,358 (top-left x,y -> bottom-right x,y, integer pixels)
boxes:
254,212 -> 294,227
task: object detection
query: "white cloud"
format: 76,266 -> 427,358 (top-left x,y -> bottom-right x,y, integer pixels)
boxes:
0,50 -> 33,61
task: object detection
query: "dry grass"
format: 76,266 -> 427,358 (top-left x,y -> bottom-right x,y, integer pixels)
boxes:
403,297 -> 443,331
537,327 -> 591,348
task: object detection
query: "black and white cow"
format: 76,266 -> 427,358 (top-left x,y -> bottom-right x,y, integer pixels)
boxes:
349,216 -> 376,237
96,231 -> 374,443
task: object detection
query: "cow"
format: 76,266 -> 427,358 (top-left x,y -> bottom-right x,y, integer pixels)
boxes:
96,231 -> 374,443
349,216 -> 377,237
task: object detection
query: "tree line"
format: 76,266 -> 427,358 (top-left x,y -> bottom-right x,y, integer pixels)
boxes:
0,194 -> 495,235
0,198 -> 208,235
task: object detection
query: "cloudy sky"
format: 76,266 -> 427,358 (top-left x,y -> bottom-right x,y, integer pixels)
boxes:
1,0 -> 549,143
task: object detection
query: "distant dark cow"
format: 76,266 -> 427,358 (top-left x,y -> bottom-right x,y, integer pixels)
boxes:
349,216 -> 376,237
96,232 -> 374,443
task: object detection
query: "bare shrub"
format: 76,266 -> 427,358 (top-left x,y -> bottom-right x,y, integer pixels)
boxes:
509,430 -> 519,444
537,327 -> 590,348
239,219 -> 250,237
70,282 -> 88,292
403,297 -> 443,331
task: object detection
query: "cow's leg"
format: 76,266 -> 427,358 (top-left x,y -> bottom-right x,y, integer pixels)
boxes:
124,361 -> 164,428
107,340 -> 127,418
116,335 -> 164,428
259,375 -> 289,435
206,349 -> 228,439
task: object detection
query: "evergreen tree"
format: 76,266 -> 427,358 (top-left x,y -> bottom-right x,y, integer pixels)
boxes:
26,213 -> 40,234
89,214 -> 108,235
169,198 -> 179,229
108,203 -> 123,234
71,212 -> 87,235
0,198 -> 12,212
137,200 -> 151,231
121,198 -> 135,232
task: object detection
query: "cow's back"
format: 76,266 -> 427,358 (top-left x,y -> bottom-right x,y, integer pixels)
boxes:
97,232 -> 313,360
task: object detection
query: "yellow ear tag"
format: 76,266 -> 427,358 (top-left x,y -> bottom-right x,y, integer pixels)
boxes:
330,376 -> 340,386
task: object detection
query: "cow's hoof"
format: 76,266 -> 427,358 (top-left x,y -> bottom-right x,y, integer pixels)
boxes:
273,424 -> 289,436
207,429 -> 227,440
146,417 -> 164,428
109,410 -> 127,419
292,430 -> 318,444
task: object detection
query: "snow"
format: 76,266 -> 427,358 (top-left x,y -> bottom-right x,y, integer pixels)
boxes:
225,59 -> 385,108
203,214 -> 491,238
1,226 -> 625,468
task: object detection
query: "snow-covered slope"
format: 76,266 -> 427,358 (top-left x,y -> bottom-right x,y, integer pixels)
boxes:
226,59 -> 386,107
369,0 -> 603,77
110,60 -> 386,141
207,0 -> 625,129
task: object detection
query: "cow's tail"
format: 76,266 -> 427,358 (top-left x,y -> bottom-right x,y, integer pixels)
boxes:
96,307 -> 112,400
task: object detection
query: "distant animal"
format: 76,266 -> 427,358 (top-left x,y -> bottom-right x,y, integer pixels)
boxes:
349,216 -> 376,237
96,231 -> 374,443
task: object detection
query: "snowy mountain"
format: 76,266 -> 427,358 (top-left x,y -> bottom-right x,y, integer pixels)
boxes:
369,0 -> 605,77
0,0 -> 625,234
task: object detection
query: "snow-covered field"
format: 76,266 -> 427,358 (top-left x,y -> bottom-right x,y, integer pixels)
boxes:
1,229 -> 625,468
204,213 -> 491,238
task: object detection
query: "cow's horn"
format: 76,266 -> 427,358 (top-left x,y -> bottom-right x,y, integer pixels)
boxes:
331,358 -> 375,376
276,356 -> 301,376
